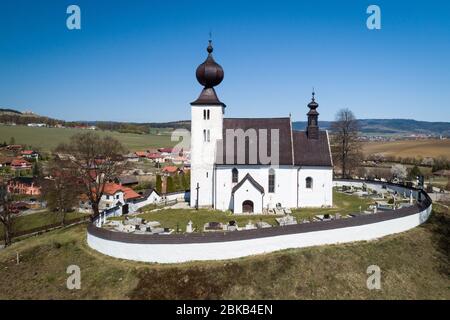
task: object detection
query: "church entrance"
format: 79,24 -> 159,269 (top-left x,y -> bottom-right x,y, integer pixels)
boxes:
242,200 -> 254,213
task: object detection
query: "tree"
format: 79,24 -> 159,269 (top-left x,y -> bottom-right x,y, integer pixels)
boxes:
330,109 -> 362,178
155,175 -> 162,193
391,164 -> 407,181
41,160 -> 82,226
166,176 -> 174,193
32,162 -> 42,178
55,132 -> 126,218
408,165 -> 422,181
0,182 -> 15,246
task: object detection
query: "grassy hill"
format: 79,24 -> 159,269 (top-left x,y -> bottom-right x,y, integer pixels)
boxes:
0,124 -> 176,152
0,204 -> 448,299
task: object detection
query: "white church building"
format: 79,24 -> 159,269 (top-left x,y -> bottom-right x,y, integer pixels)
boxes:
190,41 -> 333,214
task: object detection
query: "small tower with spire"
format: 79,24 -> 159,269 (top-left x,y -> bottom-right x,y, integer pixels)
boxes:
306,90 -> 319,139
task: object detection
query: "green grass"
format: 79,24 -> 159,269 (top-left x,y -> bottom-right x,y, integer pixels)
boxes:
110,190 -> 374,231
0,211 -> 90,238
0,204 -> 448,299
0,124 -> 176,152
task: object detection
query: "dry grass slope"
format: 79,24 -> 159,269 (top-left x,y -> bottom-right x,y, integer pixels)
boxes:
362,139 -> 450,159
0,205 -> 448,299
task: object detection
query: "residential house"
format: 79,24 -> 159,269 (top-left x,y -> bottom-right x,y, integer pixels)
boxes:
146,152 -> 164,163
11,158 -> 32,170
21,150 -> 39,160
135,151 -> 148,158
7,177 -> 41,196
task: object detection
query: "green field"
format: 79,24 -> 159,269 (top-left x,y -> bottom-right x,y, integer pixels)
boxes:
0,204 -> 448,299
0,211 -> 90,239
0,125 -> 176,152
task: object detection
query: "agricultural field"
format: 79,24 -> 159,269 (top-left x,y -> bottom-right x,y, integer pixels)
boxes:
0,203 -> 448,299
0,124 -> 176,152
362,139 -> 450,160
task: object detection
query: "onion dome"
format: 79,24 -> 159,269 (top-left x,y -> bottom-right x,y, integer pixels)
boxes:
307,91 -> 319,111
195,40 -> 224,88
191,40 -> 225,107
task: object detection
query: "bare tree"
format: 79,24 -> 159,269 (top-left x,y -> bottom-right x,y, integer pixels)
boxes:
330,108 -> 362,178
56,132 -> 126,219
391,164 -> 407,181
0,181 -> 15,247
41,160 -> 82,226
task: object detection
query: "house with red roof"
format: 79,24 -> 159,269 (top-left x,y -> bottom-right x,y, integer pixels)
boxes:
135,151 -> 148,158
11,158 -> 32,170
20,150 -> 39,160
7,177 -> 41,196
79,182 -> 141,214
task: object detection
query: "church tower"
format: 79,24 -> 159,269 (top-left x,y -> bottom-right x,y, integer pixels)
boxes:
190,40 -> 225,208
306,91 -> 319,139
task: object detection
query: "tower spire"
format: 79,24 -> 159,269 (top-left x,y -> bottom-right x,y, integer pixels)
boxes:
306,89 -> 319,139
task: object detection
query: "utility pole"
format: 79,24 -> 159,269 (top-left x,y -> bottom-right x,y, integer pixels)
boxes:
195,183 -> 199,210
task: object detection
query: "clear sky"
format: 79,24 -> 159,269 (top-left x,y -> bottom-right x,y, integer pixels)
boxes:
0,0 -> 449,122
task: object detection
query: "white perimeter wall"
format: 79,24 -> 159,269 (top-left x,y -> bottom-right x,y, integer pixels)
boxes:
88,203 -> 431,263
88,181 -> 432,263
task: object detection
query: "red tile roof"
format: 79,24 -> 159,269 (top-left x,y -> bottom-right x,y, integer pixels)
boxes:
11,158 -> 31,166
146,152 -> 162,159
162,166 -> 179,173
103,183 -> 141,200
135,151 -> 148,157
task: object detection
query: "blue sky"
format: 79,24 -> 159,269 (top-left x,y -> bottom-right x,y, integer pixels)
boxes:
0,0 -> 449,122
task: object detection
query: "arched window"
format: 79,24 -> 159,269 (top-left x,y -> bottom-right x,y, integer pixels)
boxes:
203,109 -> 206,120
203,129 -> 206,142
207,109 -> 210,120
306,177 -> 313,189
268,168 -> 275,193
207,130 -> 210,142
232,168 -> 238,183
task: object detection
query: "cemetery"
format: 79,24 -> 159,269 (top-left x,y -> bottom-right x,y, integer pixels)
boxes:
87,179 -> 432,263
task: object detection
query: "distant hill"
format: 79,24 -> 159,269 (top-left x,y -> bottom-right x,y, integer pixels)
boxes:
2,106 -> 449,137
292,119 -> 450,137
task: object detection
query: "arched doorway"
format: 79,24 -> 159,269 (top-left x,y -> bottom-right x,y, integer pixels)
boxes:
242,200 -> 254,213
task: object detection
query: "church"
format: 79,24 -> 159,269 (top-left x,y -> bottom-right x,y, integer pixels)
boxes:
190,41 -> 333,214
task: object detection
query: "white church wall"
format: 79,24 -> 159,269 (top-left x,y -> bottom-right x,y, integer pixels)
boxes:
214,165 -> 298,211
297,167 -> 333,207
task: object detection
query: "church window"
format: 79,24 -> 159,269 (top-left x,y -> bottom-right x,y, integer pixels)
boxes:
203,129 -> 207,142
232,168 -> 238,183
203,109 -> 206,120
306,177 -> 313,189
207,130 -> 210,142
268,168 -> 275,193
207,109 -> 210,119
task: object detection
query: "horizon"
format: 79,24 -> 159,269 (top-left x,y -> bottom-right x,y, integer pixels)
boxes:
1,0 -> 449,122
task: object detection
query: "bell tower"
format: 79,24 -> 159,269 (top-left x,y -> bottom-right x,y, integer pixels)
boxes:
306,91 -> 319,139
190,40 -> 225,208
